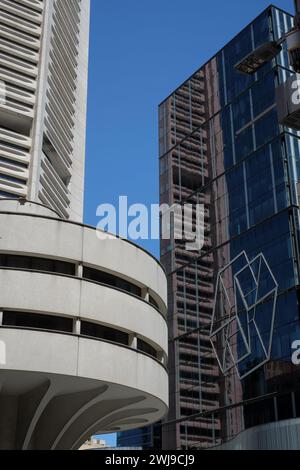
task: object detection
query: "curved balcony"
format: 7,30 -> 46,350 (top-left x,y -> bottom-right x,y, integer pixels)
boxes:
1,329 -> 168,450
0,203 -> 167,308
0,201 -> 168,449
0,270 -> 167,355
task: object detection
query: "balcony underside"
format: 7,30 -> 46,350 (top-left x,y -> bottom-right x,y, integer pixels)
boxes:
0,329 -> 168,450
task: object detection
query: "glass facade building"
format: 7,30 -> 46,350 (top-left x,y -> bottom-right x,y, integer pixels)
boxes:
117,424 -> 162,450
159,5 -> 300,449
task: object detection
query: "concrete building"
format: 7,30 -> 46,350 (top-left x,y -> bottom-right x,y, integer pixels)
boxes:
0,0 -> 168,450
159,4 -> 300,450
0,0 -> 89,221
79,438 -> 108,450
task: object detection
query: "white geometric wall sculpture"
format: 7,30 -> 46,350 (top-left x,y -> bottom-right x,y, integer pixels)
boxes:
210,251 -> 278,379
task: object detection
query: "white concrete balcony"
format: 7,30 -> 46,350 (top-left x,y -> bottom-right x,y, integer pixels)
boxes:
0,142 -> 31,165
0,204 -> 167,309
0,127 -> 32,149
0,37 -> 39,64
0,0 -> 43,24
0,67 -> 37,91
0,24 -> 41,50
0,201 -> 168,449
0,52 -> 38,77
0,178 -> 27,196
0,331 -> 168,450
0,159 -> 28,181
0,10 -> 42,37
0,270 -> 167,357
13,0 -> 44,13
0,101 -> 33,133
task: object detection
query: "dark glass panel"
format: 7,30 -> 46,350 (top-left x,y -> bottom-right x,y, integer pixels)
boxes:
3,311 -> 73,333
252,72 -> 275,118
83,266 -> 142,297
137,338 -> 157,359
235,126 -> 254,161
149,295 -> 159,310
233,92 -> 251,131
253,10 -> 271,47
81,321 -> 129,346
0,254 -> 75,276
277,394 -> 294,421
255,109 -> 279,148
244,398 -> 275,428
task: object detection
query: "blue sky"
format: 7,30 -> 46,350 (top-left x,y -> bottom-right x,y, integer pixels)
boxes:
84,0 -> 293,260
85,0 -> 293,448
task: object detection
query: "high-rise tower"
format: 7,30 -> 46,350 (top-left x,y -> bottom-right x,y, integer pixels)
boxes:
0,0 -> 89,221
160,4 -> 300,450
0,0 -> 169,450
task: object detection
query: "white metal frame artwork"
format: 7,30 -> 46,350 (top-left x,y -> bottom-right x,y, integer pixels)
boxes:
210,251 -> 278,380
